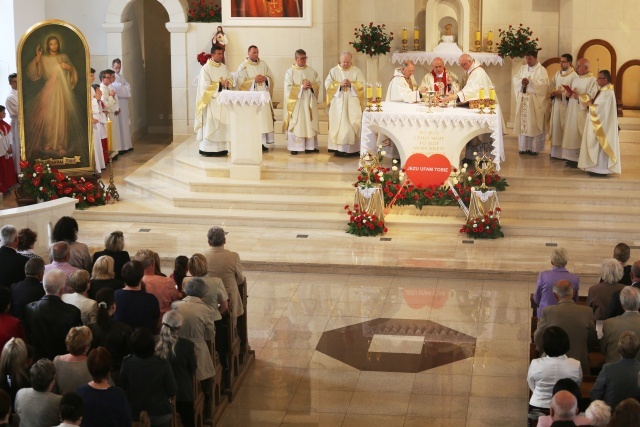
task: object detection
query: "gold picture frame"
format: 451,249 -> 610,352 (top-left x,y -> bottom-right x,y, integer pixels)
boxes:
17,19 -> 94,174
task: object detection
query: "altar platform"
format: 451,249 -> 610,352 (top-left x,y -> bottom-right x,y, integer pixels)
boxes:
1,115 -> 628,281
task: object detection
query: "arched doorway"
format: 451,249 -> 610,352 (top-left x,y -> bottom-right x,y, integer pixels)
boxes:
103,0 -> 189,137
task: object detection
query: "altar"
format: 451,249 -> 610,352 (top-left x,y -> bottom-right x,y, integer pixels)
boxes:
360,102 -> 504,170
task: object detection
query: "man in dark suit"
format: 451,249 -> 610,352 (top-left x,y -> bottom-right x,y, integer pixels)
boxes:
0,225 -> 28,289
534,280 -> 598,374
24,269 -> 82,360
10,258 -> 46,320
605,260 -> 640,319
601,286 -> 640,363
591,331 -> 640,410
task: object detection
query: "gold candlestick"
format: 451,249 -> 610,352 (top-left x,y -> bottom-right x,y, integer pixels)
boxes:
486,40 -> 493,53
401,27 -> 408,53
375,97 -> 382,112
474,39 -> 481,53
106,151 -> 120,202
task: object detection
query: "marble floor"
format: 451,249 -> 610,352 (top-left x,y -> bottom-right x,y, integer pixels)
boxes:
2,128 -> 639,425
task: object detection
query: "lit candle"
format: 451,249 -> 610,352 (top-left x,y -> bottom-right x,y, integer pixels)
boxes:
489,87 -> 496,101
475,30 -> 481,42
366,84 -> 372,100
107,118 -> 113,152
488,31 -> 493,42
479,87 -> 485,100
376,82 -> 382,99
414,27 -> 419,40
402,27 -> 407,40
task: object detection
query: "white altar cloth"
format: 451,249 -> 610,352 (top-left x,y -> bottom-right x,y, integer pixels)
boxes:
360,102 -> 504,170
391,52 -> 503,67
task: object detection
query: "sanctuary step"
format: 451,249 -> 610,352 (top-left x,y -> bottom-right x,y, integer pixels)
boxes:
74,131 -> 640,241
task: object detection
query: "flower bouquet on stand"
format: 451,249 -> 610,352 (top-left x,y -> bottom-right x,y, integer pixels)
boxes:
345,204 -> 387,237
496,25 -> 541,58
350,23 -> 394,57
460,209 -> 503,239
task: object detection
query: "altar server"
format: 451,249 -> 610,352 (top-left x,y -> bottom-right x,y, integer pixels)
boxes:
549,54 -> 577,159
111,59 -> 133,154
5,73 -> 20,173
100,69 -> 121,160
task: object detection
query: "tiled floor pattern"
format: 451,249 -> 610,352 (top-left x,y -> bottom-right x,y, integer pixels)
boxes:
219,271 -> 540,426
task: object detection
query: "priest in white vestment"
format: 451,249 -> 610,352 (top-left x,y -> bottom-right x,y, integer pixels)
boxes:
387,60 -> 426,103
100,69 -> 121,158
235,45 -> 275,152
512,51 -> 549,155
283,49 -> 319,155
549,54 -> 577,159
418,57 -> 459,97
578,70 -> 620,176
5,73 -> 20,172
111,59 -> 133,153
195,45 -> 233,157
325,52 -> 365,157
561,58 -> 598,165
443,54 -> 505,161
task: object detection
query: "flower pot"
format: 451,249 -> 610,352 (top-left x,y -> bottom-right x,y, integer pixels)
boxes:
14,187 -> 37,207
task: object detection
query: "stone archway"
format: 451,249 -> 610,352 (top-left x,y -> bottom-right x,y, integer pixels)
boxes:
103,0 -> 190,136
424,0 -> 471,52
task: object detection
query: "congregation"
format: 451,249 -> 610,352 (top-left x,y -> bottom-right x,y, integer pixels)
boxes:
0,218 -> 247,427
528,243 -> 640,426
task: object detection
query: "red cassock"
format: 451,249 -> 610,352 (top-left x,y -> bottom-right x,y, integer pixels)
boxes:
0,120 -> 17,194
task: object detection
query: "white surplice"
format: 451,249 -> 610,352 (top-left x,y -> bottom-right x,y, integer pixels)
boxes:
561,72 -> 598,162
513,62 -> 550,153
549,68 -> 577,158
112,72 -> 132,151
5,88 -> 20,172
101,82 -> 121,153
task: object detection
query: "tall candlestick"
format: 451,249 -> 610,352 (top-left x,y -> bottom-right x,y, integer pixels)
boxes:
107,118 -> 113,152
402,27 -> 407,40
414,27 -> 419,40
475,30 -> 481,42
376,82 -> 382,99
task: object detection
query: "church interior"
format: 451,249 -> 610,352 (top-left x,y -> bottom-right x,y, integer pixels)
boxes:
2,0 -> 640,425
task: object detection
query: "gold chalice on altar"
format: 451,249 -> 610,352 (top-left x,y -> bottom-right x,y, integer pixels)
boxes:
475,154 -> 496,190
423,90 -> 437,113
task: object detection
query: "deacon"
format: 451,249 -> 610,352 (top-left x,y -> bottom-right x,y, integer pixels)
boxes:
578,70 -> 620,176
561,58 -> 598,167
418,57 -> 459,97
235,45 -> 275,152
512,50 -> 549,155
194,45 -> 233,157
324,51 -> 365,157
99,69 -> 121,160
283,49 -> 320,155
549,54 -> 577,159
387,60 -> 426,103
5,73 -> 20,173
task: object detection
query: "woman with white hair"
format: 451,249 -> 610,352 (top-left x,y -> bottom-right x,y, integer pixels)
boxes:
155,310 -> 196,427
587,258 -> 625,320
89,255 -> 124,300
533,248 -> 580,317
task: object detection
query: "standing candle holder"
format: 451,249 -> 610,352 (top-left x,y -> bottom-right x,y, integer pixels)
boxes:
486,39 -> 493,53
375,97 -> 382,112
474,39 -> 481,52
106,152 -> 120,202
477,97 -> 486,114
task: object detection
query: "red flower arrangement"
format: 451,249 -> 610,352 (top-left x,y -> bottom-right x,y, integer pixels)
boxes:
350,23 -> 394,57
354,164 -> 508,209
460,209 -> 503,239
187,1 -> 221,23
497,24 -> 540,59
344,204 -> 387,237
18,161 -> 106,209
197,52 -> 212,66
